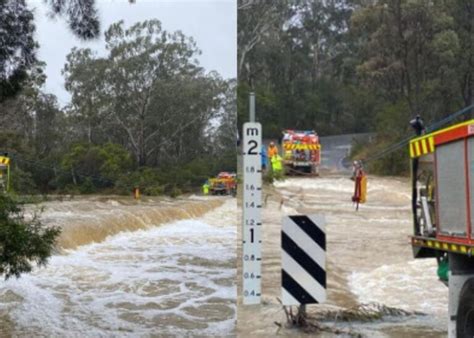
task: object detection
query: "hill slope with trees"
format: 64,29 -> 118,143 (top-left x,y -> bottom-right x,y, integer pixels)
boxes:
1,19 -> 236,195
238,0 -> 474,174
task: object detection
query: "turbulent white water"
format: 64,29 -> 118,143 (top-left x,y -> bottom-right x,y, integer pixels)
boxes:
269,176 -> 448,336
0,199 -> 237,337
349,260 -> 447,317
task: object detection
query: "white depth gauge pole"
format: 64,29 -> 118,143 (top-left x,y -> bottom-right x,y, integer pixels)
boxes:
242,93 -> 262,304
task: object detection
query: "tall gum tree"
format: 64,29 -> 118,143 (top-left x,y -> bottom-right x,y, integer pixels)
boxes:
64,20 -> 225,167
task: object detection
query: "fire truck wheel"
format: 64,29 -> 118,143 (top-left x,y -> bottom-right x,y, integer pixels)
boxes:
457,278 -> 474,338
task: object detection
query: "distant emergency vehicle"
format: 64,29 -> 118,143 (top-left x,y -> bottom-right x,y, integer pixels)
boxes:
209,172 -> 237,196
281,130 -> 321,175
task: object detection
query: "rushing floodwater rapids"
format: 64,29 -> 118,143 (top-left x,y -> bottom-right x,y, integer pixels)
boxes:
0,196 -> 237,337
0,175 -> 453,337
238,175 -> 448,337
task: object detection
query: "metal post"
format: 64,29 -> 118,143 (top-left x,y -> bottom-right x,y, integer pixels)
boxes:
249,92 -> 255,122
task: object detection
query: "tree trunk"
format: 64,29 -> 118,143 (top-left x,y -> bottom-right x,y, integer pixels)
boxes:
88,120 -> 92,144
71,168 -> 77,185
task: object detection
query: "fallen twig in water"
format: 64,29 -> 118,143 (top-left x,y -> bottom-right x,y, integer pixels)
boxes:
320,303 -> 425,323
276,298 -> 361,336
275,299 -> 425,336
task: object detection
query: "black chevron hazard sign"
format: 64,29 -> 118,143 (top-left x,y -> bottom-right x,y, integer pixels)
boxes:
281,215 -> 326,305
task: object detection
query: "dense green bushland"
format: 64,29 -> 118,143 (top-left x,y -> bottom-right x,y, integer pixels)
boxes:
238,0 -> 474,174
1,19 -> 236,196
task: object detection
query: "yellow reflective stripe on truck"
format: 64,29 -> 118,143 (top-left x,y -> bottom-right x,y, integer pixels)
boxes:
414,237 -> 473,255
421,138 -> 428,154
408,136 -> 435,158
429,137 -> 435,153
0,156 -> 10,166
283,144 -> 321,150
408,119 -> 474,158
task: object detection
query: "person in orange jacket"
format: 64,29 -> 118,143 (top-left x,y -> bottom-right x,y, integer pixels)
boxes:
267,141 -> 279,159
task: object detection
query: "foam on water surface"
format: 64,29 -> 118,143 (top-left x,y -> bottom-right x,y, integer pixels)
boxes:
271,176 -> 447,335
0,199 -> 237,337
274,177 -> 355,193
349,260 -> 447,317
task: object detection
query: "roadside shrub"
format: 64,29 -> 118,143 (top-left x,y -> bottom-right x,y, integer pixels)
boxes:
79,177 -> 96,194
61,142 -> 133,189
11,167 -> 37,194
115,167 -> 162,195
0,193 -> 61,279
169,186 -> 182,198
143,185 -> 165,196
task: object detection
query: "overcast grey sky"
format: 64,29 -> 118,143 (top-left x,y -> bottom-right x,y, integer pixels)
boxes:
26,0 -> 236,107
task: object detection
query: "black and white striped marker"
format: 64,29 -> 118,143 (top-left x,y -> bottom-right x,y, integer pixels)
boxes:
281,215 -> 326,305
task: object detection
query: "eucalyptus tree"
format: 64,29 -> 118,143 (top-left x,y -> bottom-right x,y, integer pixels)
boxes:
352,0 -> 460,120
238,0 -> 355,136
0,0 -> 37,102
64,20 -> 227,167
447,0 -> 474,110
0,0 -> 102,102
44,0 -> 100,39
63,48 -> 109,144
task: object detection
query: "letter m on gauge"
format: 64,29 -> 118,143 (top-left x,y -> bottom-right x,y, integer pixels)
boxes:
281,215 -> 326,305
246,127 -> 259,136
244,123 -> 260,156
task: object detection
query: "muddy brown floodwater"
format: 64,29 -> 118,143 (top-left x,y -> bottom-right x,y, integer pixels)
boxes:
238,175 -> 448,337
0,195 -> 237,337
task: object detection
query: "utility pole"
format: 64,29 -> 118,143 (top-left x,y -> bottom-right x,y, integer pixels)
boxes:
249,92 -> 255,122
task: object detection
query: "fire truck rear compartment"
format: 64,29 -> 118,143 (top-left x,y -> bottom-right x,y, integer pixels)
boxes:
437,141 -> 468,237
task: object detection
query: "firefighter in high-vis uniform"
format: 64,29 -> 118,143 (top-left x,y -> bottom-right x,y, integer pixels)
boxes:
202,181 -> 210,195
271,154 -> 283,174
268,141 -> 279,159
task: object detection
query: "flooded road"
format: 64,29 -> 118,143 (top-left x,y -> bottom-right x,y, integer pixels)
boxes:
237,175 -> 448,337
0,196 -> 236,336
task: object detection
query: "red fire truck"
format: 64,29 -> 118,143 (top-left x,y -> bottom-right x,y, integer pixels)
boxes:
409,119 -> 474,337
281,130 -> 321,176
209,172 -> 237,196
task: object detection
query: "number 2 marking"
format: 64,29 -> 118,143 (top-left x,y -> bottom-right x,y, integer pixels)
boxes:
248,140 -> 258,155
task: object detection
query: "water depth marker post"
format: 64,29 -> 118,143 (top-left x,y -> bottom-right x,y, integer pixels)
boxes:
242,93 -> 262,304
